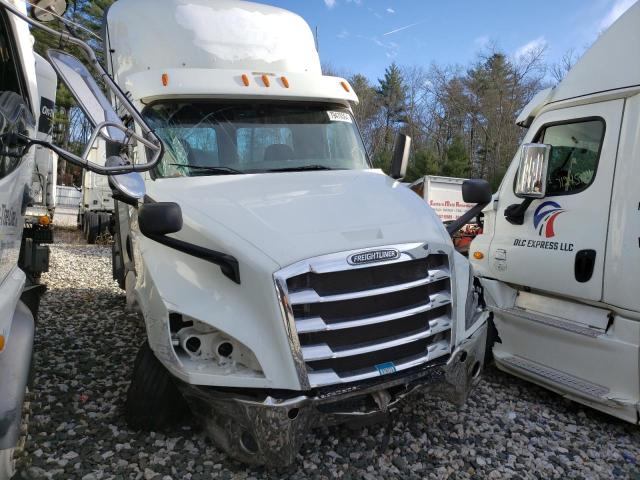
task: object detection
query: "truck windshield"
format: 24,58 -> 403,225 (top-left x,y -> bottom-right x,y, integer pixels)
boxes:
143,102 -> 369,178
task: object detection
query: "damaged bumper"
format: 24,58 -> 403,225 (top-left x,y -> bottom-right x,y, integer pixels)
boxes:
179,323 -> 487,466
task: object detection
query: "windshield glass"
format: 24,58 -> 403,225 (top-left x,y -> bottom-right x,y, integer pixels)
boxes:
143,102 -> 369,178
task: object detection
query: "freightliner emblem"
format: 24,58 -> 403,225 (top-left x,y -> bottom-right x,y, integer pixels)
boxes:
348,248 -> 400,266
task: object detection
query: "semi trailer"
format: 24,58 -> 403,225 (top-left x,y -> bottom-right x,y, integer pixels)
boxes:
470,1 -> 640,423
0,1 -> 163,477
104,0 -> 492,465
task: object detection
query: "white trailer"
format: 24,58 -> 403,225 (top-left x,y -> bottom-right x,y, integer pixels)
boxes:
470,2 -> 640,423
0,1 -> 163,477
104,0 -> 491,466
409,176 -> 474,222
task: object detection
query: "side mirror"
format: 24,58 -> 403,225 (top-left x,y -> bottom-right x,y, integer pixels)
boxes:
446,179 -> 493,237
138,202 -> 183,237
462,179 -> 492,204
390,133 -> 411,180
514,143 -> 551,198
106,156 -> 145,206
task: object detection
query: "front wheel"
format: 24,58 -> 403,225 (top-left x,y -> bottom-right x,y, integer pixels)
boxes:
125,342 -> 190,431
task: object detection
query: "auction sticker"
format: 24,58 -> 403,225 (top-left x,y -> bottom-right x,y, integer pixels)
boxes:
327,111 -> 352,123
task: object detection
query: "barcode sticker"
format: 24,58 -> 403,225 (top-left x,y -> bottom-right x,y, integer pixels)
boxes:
327,111 -> 353,123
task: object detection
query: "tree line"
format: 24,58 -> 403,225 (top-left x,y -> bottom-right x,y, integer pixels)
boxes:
327,42 -> 567,188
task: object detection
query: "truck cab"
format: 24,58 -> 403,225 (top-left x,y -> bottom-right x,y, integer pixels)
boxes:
470,2 -> 640,423
105,0 -> 490,465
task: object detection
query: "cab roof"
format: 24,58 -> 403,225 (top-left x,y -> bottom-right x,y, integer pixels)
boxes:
105,0 -> 321,84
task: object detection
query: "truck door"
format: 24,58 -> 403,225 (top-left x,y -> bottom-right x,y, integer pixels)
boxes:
488,100 -> 622,301
0,7 -> 36,283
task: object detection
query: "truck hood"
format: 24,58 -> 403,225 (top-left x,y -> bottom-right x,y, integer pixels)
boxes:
147,169 -> 450,268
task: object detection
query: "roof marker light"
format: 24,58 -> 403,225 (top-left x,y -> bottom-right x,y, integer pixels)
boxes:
161,73 -> 169,87
281,76 -> 290,88
241,74 -> 250,86
262,74 -> 271,87
341,81 -> 350,92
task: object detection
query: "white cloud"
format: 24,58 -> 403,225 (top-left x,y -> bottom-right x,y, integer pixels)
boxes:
324,0 -> 336,8
515,36 -> 547,59
600,0 -> 637,30
386,7 -> 395,13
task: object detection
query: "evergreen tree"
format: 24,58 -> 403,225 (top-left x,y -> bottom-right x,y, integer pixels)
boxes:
376,63 -> 406,152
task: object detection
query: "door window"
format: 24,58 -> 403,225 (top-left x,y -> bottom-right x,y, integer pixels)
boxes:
537,119 -> 605,196
0,11 -> 29,179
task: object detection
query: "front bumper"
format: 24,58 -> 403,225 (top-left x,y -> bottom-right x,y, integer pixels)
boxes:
179,323 -> 487,466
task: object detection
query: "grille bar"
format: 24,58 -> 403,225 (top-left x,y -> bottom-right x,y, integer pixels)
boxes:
307,339 -> 450,387
289,267 -> 450,305
295,292 -> 451,334
301,315 -> 451,361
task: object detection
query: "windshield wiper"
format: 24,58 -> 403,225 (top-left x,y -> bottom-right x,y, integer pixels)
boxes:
264,165 -> 337,173
168,164 -> 244,175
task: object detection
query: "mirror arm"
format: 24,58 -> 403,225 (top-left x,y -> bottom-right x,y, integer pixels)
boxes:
504,198 -> 535,225
446,202 -> 489,237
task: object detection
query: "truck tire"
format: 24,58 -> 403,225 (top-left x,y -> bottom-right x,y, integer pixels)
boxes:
125,342 -> 190,431
87,213 -> 99,244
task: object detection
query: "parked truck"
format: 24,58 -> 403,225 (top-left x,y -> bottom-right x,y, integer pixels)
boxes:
0,1 -> 163,477
79,140 -> 115,244
470,2 -> 640,423
104,0 -> 491,466
19,52 -> 57,280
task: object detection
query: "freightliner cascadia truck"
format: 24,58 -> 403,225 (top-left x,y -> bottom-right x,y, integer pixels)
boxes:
470,2 -> 640,424
104,0 -> 492,465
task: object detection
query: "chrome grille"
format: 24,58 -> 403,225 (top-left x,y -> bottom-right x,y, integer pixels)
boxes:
275,243 -> 453,388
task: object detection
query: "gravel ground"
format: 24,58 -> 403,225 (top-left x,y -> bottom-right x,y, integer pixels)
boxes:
16,241 -> 640,480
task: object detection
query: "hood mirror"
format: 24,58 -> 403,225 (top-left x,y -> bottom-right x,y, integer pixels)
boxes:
106,156 -> 146,205
30,0 -> 67,22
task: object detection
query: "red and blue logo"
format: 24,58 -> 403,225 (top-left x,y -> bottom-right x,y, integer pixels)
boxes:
533,201 -> 564,238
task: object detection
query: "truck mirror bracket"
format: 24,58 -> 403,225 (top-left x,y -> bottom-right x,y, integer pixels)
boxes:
504,198 -> 534,225
145,233 -> 241,284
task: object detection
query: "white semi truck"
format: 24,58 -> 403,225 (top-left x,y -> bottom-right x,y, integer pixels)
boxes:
19,52 -> 57,279
79,140 -> 114,244
104,0 -> 491,466
0,1 -> 163,477
470,2 -> 640,423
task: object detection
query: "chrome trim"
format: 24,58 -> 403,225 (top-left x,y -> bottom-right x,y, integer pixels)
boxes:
273,241 -> 454,389
301,317 -> 451,362
288,267 -> 449,305
274,277 -> 310,389
295,293 -> 451,334
307,339 -> 450,387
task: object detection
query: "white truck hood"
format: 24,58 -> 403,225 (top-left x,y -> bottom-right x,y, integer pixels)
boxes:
146,169 -> 450,268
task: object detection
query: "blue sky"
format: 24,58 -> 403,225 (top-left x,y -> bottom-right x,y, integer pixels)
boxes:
268,0 -> 637,80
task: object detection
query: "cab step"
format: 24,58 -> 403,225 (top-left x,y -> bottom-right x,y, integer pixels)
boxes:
490,306 -> 603,338
497,354 -> 610,402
